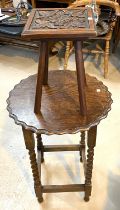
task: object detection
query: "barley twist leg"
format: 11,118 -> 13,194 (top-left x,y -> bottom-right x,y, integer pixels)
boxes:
84,126 -> 97,202
22,127 -> 43,202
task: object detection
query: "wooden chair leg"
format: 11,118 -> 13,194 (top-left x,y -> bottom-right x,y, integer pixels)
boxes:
80,131 -> 85,162
104,40 -> 110,78
84,126 -> 97,202
22,127 -> 43,203
31,0 -> 36,8
37,134 -> 44,163
64,41 -> 71,70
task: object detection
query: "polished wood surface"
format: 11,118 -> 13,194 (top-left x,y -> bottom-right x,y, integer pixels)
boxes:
7,70 -> 112,135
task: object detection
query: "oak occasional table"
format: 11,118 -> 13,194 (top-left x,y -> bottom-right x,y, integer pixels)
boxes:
7,8 -> 112,203
7,71 -> 112,202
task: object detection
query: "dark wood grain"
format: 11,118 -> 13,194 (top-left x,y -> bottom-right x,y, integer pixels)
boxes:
42,184 -> 85,193
22,8 -> 96,40
34,41 -> 47,113
7,70 -> 112,135
43,144 -> 81,152
30,9 -> 88,29
74,41 -> 87,115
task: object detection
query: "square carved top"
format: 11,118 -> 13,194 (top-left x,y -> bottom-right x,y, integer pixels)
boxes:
22,8 -> 96,40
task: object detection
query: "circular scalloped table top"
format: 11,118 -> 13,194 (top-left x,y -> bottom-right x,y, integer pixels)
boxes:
7,70 -> 112,135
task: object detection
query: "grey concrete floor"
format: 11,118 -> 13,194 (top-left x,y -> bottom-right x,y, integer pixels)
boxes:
0,44 -> 120,210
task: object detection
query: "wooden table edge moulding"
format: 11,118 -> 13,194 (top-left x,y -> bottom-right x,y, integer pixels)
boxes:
7,7 -> 113,203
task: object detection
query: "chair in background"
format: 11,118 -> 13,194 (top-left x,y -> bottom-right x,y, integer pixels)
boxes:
64,0 -> 120,78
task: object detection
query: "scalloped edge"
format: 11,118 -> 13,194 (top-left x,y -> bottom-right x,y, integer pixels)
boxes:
6,72 -> 113,135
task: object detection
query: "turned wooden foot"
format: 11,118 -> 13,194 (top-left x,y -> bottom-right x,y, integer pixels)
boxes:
84,126 -> 97,201
37,195 -> 43,203
22,127 -> 43,202
84,196 -> 90,202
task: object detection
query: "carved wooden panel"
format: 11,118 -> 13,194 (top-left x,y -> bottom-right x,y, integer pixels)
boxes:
22,8 -> 96,39
31,9 -> 88,30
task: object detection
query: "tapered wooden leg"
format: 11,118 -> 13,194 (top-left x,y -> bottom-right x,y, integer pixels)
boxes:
64,41 -> 71,70
22,127 -> 43,202
84,126 -> 97,202
74,41 -> 87,116
104,40 -> 110,79
80,131 -> 85,162
43,42 -> 49,85
31,0 -> 36,8
34,41 -> 48,114
37,134 -> 44,163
